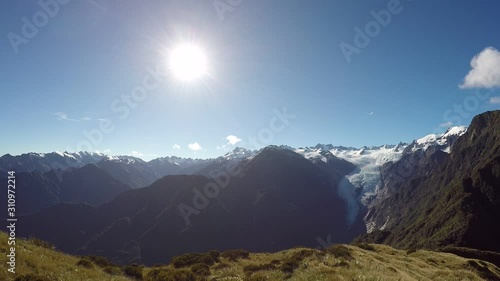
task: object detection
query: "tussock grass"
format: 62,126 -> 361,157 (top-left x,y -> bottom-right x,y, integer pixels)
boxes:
1,231 -> 500,281
0,232 -> 131,281
208,244 -> 500,280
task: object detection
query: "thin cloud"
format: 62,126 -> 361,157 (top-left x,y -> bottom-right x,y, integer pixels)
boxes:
369,112 -> 374,116
131,151 -> 143,156
439,121 -> 453,128
460,47 -> 500,89
172,144 -> 181,150
130,151 -> 158,158
54,112 -> 92,122
88,0 -> 108,11
188,142 -> 202,151
226,135 -> 242,145
490,97 -> 500,104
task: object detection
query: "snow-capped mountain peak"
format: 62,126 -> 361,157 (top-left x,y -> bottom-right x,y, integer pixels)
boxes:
223,147 -> 255,160
410,126 -> 467,153
443,125 -> 468,138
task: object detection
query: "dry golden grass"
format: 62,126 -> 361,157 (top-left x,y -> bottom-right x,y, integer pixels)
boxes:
1,231 -> 500,281
207,244 -> 500,281
0,232 -> 131,281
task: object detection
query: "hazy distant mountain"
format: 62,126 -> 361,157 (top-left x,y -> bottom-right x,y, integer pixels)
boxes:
96,157 -> 161,189
0,164 -> 130,216
358,111 -> 500,253
57,164 -> 131,206
98,156 -> 217,188
0,151 -> 107,173
191,147 -> 256,177
2,170 -> 60,216
0,151 -> 216,189
149,156 -> 216,177
17,146 -> 361,265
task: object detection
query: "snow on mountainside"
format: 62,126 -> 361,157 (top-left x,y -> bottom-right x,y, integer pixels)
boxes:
330,144 -> 407,202
294,144 -> 408,225
293,127 -> 467,226
295,143 -> 407,201
0,126 -> 468,196
223,147 -> 255,160
406,126 -> 467,153
294,147 -> 329,163
0,151 -> 199,172
0,151 -> 107,173
294,126 -> 468,206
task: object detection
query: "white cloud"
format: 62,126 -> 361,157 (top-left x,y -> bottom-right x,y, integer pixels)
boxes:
131,151 -> 144,156
490,97 -> 500,104
188,142 -> 202,151
130,151 -> 158,158
55,112 -> 71,121
226,135 -> 242,145
54,112 -> 92,121
103,149 -> 111,153
460,47 -> 500,89
172,144 -> 181,150
439,121 -> 453,128
369,112 -> 374,116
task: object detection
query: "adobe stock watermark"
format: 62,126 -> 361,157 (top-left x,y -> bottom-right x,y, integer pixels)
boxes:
177,107 -> 296,226
315,234 -> 335,250
7,0 -> 71,54
244,107 -> 296,150
213,0 -> 243,21
339,0 -> 412,64
441,88 -> 495,127
47,63 -> 170,182
66,63 -> 168,153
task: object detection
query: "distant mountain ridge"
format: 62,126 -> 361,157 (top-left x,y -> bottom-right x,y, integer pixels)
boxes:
17,146 -> 362,265
6,111 -> 498,266
1,126 -> 471,229
0,151 -> 109,173
0,151 -> 218,189
0,164 -> 130,216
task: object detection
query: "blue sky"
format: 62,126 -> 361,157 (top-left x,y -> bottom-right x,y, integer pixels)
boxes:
2,0 -> 500,159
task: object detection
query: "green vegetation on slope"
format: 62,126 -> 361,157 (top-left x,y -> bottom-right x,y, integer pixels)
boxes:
2,231 -> 500,280
360,111 -> 500,255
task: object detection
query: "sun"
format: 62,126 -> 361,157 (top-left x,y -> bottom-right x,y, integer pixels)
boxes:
169,43 -> 208,82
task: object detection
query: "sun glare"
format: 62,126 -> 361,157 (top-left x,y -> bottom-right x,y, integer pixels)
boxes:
169,43 -> 208,82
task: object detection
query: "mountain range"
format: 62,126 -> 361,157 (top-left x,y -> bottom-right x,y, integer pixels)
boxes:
16,146 -> 362,265
3,110 -> 499,267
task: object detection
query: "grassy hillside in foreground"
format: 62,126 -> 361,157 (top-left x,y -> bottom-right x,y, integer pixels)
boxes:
1,232 -> 500,281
